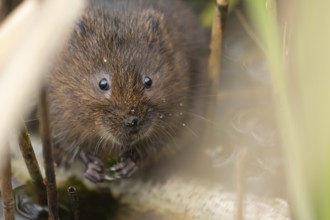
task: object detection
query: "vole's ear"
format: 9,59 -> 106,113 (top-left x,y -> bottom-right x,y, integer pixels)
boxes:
141,9 -> 172,50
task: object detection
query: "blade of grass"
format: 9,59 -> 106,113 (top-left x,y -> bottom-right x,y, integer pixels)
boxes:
0,0 -> 85,185
244,1 -> 313,219
291,1 -> 330,219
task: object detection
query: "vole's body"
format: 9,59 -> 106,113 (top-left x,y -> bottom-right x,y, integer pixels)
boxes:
48,0 -> 209,181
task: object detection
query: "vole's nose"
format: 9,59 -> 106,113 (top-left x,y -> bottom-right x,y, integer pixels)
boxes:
124,116 -> 139,127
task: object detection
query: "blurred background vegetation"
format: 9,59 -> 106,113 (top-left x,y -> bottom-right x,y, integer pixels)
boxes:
194,0 -> 330,219
216,0 -> 330,219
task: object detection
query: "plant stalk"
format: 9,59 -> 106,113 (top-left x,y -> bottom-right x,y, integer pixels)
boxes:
18,123 -> 47,205
39,87 -> 59,220
0,143 -> 15,220
67,186 -> 80,220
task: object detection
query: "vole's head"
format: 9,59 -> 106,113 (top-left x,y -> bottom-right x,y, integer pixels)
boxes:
49,4 -> 191,150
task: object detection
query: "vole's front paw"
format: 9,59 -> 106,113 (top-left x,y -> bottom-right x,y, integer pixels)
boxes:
80,152 -> 115,183
110,156 -> 138,178
82,154 -> 106,183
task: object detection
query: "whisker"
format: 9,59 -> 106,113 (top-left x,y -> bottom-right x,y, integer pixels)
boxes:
167,117 -> 198,138
185,111 -> 216,125
153,121 -> 177,142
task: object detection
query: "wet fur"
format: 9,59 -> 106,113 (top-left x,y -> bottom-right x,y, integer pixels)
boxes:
48,0 -> 210,170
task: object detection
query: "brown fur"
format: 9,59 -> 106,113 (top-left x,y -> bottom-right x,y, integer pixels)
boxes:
48,0 -> 210,169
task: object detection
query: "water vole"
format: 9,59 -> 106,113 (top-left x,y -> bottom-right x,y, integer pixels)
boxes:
47,0 -> 210,182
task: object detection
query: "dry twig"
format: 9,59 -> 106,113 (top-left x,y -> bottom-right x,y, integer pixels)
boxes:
0,144 -> 15,220
204,0 -> 229,146
39,87 -> 59,220
18,123 -> 47,205
208,0 -> 229,86
67,186 -> 80,220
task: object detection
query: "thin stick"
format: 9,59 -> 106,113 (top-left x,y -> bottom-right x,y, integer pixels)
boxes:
39,87 -> 59,220
67,186 -> 80,220
0,143 -> 15,220
204,0 -> 229,146
208,0 -> 228,84
235,149 -> 247,220
18,123 -> 47,205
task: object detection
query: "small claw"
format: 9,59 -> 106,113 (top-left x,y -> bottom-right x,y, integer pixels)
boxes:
80,152 -> 106,183
84,162 -> 104,183
110,162 -> 125,171
103,174 -> 116,181
110,157 -> 138,178
89,162 -> 103,172
120,160 -> 136,176
126,165 -> 138,178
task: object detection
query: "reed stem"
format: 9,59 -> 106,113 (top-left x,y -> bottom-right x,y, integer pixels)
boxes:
18,123 -> 47,205
39,87 -> 59,220
205,0 -> 229,147
67,186 -> 80,220
0,143 -> 15,220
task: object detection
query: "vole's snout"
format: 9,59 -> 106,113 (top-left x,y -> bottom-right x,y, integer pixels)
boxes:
124,115 -> 139,127
124,106 -> 141,128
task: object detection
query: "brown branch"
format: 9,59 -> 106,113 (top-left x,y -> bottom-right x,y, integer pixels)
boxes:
67,186 -> 80,220
0,143 -> 15,220
204,0 -> 229,146
216,0 -> 229,31
208,0 -> 229,98
208,0 -> 227,80
18,123 -> 47,205
39,87 -> 59,220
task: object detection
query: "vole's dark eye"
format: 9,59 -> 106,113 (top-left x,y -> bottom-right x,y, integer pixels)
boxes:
99,78 -> 110,91
144,76 -> 152,89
